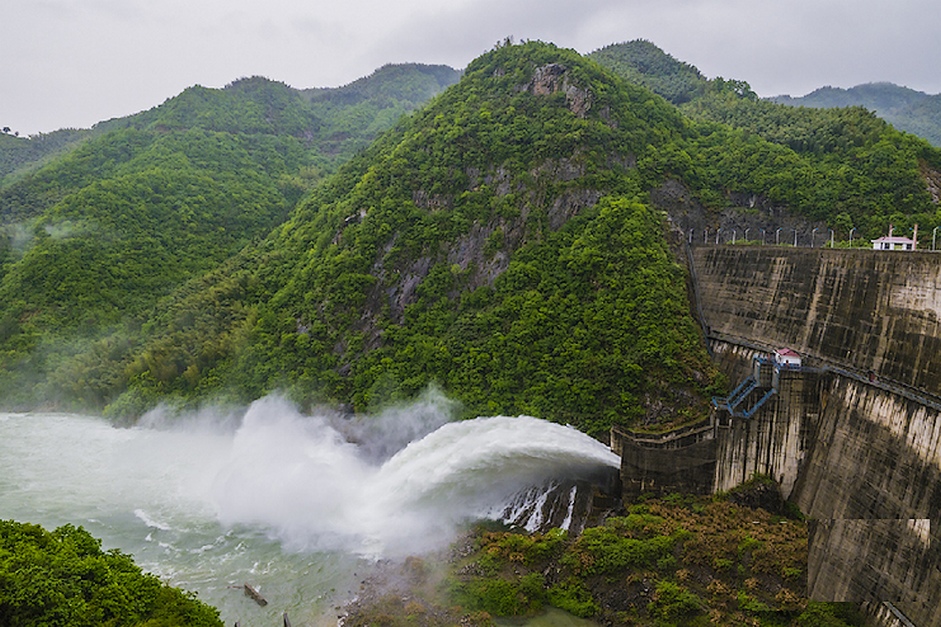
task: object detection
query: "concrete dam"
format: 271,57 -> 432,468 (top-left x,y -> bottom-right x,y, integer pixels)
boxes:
615,247 -> 941,626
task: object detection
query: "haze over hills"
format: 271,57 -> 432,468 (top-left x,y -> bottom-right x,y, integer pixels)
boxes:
589,40 -> 941,150
0,63 -> 459,409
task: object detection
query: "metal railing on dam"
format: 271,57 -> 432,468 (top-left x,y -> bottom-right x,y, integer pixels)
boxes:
706,329 -> 941,414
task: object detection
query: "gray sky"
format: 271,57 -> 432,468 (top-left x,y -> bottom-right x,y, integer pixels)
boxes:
3,0 -> 939,136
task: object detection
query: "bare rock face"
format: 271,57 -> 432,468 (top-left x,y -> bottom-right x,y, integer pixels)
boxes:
920,161 -> 941,204
529,63 -> 567,97
527,63 -> 593,118
497,472 -> 622,536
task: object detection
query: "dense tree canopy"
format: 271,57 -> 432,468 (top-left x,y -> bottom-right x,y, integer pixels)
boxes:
589,40 -> 708,105
1,40 -> 939,436
0,520 -> 221,627
0,69 -> 458,410
593,40 -> 941,239
773,82 -> 941,147
97,42 -> 720,436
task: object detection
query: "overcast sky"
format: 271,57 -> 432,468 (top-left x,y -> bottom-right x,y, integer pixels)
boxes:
3,0 -> 939,136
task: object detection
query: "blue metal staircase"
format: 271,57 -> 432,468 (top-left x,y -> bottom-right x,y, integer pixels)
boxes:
712,372 -> 778,419
740,387 -> 777,418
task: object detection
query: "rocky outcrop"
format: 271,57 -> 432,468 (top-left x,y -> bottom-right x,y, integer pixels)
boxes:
652,178 -> 827,245
527,63 -> 593,118
920,160 -> 941,204
370,156 -> 608,324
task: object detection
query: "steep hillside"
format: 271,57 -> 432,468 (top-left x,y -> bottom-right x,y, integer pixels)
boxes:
677,87 -> 941,233
593,42 -> 941,237
0,121 -> 300,406
0,64 -> 458,197
4,40 -> 941,435
0,128 -> 92,186
103,42 -> 719,437
0,70 -> 447,409
302,63 -> 461,162
0,68 -> 460,409
772,82 -> 941,147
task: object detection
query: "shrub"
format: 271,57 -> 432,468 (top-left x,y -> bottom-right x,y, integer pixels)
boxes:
797,602 -> 867,626
647,580 -> 703,622
0,520 -> 221,627
547,579 -> 599,618
452,574 -> 545,616
564,526 -> 676,576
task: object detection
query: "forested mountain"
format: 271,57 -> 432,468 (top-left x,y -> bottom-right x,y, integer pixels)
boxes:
93,42 -> 722,436
1,41 -> 940,438
590,40 -> 941,149
771,82 -> 941,147
0,67 -> 458,409
302,63 -> 461,163
0,128 -> 92,186
592,40 -> 941,237
588,40 -> 708,105
0,64 -> 460,192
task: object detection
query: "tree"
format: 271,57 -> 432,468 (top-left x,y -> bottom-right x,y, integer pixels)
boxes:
834,212 -> 854,238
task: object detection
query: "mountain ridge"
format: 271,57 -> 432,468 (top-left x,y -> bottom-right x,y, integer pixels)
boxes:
1,40 -> 939,438
0,63 -> 461,186
770,81 -> 941,146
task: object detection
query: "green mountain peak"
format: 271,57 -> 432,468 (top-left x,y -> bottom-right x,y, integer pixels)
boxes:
2,39 -> 940,439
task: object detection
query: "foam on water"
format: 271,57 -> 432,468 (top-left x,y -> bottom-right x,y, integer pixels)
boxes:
0,392 -> 619,623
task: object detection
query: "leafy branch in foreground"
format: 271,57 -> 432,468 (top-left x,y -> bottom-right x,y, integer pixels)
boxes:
0,520 -> 222,627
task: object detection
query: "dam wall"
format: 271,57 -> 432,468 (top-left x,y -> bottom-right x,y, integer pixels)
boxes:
688,246 -> 941,625
614,419 -> 716,498
691,247 -> 941,396
795,375 -> 941,623
714,363 -> 817,498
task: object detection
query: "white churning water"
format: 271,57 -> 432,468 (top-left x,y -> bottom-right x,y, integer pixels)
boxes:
0,392 -> 619,625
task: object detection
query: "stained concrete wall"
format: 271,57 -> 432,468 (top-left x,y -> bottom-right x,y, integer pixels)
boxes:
690,247 -> 941,626
714,367 -> 813,498
865,601 -> 928,627
613,421 -> 716,499
794,375 -> 941,624
793,376 -> 941,522
692,247 -> 941,395
619,438 -> 716,497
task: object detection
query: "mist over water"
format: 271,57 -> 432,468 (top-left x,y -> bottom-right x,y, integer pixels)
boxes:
0,391 -> 619,625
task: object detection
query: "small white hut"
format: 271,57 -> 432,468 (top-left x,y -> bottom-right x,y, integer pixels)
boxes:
871,224 -> 917,251
773,348 -> 801,369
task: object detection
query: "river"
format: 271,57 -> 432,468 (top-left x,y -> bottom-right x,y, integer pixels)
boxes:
0,392 -> 618,626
